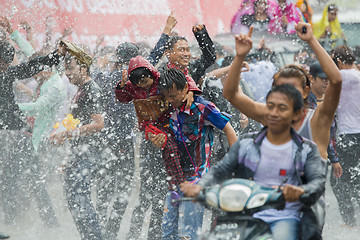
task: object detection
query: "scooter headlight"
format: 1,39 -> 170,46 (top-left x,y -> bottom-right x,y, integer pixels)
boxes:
247,193 -> 269,209
219,184 -> 252,212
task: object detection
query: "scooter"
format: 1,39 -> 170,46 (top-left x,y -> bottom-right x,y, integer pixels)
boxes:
174,178 -> 286,240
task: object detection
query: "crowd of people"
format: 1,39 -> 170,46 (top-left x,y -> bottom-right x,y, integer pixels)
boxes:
0,1 -> 359,240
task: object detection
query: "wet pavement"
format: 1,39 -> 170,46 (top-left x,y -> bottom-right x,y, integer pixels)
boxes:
1,134 -> 359,240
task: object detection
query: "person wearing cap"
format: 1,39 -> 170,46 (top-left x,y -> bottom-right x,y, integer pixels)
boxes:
0,35 -> 65,225
49,41 -> 105,240
308,62 -> 329,108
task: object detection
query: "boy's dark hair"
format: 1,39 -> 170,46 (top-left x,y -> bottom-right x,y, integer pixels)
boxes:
266,84 -> 304,113
165,36 -> 188,51
159,68 -> 188,93
331,45 -> 356,67
0,41 -> 15,64
128,67 -> 153,85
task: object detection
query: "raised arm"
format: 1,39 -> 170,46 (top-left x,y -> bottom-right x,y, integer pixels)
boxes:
19,20 -> 37,50
40,16 -> 56,53
190,25 -> 216,83
8,49 -> 63,80
222,27 -> 267,125
295,23 -> 342,150
18,73 -> 64,116
206,65 -> 231,79
0,16 -> 35,57
148,10 -> 177,66
114,69 -> 135,103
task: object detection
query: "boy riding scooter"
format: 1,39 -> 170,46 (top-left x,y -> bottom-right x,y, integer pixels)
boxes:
182,84 -> 326,240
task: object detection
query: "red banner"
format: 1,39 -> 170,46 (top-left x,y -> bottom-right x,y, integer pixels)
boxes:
1,0 -> 239,49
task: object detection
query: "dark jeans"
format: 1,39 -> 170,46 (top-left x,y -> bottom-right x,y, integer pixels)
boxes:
96,137 -> 135,240
0,130 -> 57,226
64,144 -> 103,240
331,133 -> 360,226
127,136 -> 167,240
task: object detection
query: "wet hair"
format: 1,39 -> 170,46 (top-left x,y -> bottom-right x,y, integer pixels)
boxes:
331,45 -> 356,67
328,4 -> 338,12
165,36 -> 188,51
0,41 -> 15,64
128,67 -> 153,85
266,84 -> 304,113
64,54 -> 91,75
159,68 -> 188,93
273,64 -> 311,89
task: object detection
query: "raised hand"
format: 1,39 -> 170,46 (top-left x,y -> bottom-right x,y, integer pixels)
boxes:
0,16 -> 13,34
20,20 -> 31,32
192,24 -> 205,33
163,10 -> 177,35
118,69 -> 128,88
95,35 -> 105,47
45,16 -> 56,31
295,22 -> 314,42
234,26 -> 253,57
57,41 -> 68,56
62,27 -> 73,37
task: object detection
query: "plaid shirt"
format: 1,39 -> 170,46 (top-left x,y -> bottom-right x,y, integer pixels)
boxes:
169,96 -> 231,179
156,125 -> 187,190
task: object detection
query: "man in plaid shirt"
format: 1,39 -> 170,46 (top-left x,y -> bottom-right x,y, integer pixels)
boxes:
150,68 -> 237,239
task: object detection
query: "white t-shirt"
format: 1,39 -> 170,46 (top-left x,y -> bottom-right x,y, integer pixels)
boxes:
255,137 -> 296,187
337,69 -> 360,134
253,137 -> 302,222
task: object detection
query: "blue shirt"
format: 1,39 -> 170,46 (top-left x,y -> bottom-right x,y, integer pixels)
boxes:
169,95 -> 231,178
